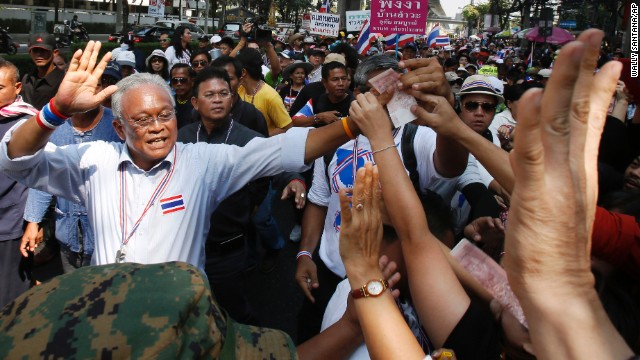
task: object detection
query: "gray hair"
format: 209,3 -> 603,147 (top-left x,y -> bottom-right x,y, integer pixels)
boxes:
353,54 -> 401,91
111,73 -> 174,120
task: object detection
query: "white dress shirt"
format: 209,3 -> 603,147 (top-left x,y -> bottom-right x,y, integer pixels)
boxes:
0,122 -> 310,271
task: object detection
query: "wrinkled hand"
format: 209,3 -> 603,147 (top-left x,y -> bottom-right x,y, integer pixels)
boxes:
398,58 -> 455,106
281,179 -> 306,209
504,29 -> 622,296
20,222 -> 43,257
349,92 -> 394,144
614,80 -> 627,101
339,163 -> 383,274
295,255 -> 319,303
463,217 -> 505,261
407,94 -> 465,138
53,41 -> 117,116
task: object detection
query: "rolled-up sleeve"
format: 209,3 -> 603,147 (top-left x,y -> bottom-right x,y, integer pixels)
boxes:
23,189 -> 53,223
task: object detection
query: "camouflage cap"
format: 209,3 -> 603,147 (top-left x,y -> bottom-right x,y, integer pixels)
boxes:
0,262 -> 297,359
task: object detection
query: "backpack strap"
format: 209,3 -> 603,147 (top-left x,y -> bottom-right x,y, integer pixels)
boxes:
401,123 -> 420,193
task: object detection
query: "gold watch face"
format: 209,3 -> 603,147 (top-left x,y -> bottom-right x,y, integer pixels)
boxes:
366,280 -> 385,296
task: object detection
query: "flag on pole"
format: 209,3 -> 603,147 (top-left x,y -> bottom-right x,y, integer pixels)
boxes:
319,0 -> 330,13
356,20 -> 375,55
426,23 -> 440,48
432,35 -> 450,47
383,34 -> 415,48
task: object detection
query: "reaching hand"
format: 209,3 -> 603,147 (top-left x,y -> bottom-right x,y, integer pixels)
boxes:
53,41 -> 117,116
338,163 -> 383,274
295,255 -> 319,303
398,58 -> 455,107
349,92 -> 394,145
407,93 -> 465,138
505,29 -> 622,299
281,179 -> 307,209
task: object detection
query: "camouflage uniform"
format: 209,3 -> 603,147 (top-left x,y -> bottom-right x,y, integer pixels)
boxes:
0,262 -> 297,359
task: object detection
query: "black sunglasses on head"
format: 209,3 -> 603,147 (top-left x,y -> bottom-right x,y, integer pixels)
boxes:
463,101 -> 497,112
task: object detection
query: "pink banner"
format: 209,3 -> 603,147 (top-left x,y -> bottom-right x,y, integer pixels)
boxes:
370,0 -> 428,35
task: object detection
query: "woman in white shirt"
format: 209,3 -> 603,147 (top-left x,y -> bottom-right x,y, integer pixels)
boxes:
165,26 -> 192,69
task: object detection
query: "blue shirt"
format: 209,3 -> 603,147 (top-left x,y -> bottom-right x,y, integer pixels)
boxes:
23,107 -> 121,254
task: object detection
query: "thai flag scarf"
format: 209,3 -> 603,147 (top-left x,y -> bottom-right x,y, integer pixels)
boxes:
0,95 -> 37,119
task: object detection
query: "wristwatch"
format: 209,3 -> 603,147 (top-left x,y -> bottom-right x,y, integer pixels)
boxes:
351,279 -> 389,299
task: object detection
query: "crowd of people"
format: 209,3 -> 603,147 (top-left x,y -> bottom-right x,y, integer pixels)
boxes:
0,22 -> 638,359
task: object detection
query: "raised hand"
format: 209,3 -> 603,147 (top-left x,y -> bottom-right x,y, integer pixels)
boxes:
397,57 -> 455,106
53,41 -> 117,116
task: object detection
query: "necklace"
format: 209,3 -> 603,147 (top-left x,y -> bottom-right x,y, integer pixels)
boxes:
116,147 -> 177,263
196,117 -> 234,144
243,80 -> 262,105
177,98 -> 188,105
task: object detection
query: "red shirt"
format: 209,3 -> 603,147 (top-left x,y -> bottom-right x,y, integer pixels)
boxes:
592,206 -> 640,277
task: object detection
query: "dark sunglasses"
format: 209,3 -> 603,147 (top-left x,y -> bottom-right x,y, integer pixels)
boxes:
150,57 -> 164,63
463,101 -> 497,112
100,77 -> 118,86
171,77 -> 189,84
191,60 -> 208,67
160,38 -> 169,42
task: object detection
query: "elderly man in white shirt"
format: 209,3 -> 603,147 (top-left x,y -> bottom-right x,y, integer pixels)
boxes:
0,41 -> 365,272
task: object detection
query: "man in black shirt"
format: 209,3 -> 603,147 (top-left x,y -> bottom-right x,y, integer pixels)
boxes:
211,56 -> 268,137
21,33 -> 65,110
170,64 -> 196,129
177,67 -> 305,325
291,61 -> 354,127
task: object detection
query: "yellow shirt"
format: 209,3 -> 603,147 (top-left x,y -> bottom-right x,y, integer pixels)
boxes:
238,84 -> 292,133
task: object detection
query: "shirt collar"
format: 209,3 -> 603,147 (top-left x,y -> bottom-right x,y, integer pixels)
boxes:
117,143 -> 176,172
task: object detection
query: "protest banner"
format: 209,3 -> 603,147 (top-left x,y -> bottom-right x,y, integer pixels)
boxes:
370,0 -> 428,35
309,12 -> 340,37
148,0 -> 165,16
346,10 -> 370,32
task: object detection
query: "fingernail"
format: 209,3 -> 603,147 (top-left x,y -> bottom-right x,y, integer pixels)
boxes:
396,81 -> 403,89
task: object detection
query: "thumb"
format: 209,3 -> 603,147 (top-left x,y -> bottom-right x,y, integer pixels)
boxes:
281,187 -> 291,200
93,85 -> 118,105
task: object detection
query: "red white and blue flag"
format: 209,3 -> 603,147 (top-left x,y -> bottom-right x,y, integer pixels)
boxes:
383,34 -> 415,48
160,195 -> 186,215
433,35 -> 450,47
426,23 -> 440,48
319,0 -> 330,13
356,19 -> 375,56
292,99 -> 315,119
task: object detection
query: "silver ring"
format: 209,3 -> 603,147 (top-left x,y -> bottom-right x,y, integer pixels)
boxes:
300,193 -> 305,198
355,203 -> 364,210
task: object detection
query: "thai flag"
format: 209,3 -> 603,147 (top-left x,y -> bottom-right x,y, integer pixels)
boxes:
432,35 -> 450,47
293,99 -> 315,119
356,19 -> 375,56
319,0 -> 329,13
383,34 -> 415,48
160,195 -> 185,215
426,23 -> 440,48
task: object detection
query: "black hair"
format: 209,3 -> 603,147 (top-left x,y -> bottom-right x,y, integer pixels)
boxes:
321,61 -> 347,80
218,37 -> 235,48
171,26 -> 192,59
170,63 -> 195,78
190,49 -> 212,64
503,84 -> 526,104
444,58 -> 458,68
148,55 -> 169,81
235,48 -> 263,80
599,190 -> 640,220
211,55 -> 243,78
192,66 -> 231,97
331,42 -> 359,70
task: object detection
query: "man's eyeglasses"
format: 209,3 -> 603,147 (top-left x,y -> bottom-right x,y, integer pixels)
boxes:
191,60 -> 208,67
100,77 -> 118,86
171,77 -> 189,85
201,91 -> 232,100
463,101 -> 497,112
127,110 -> 176,129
